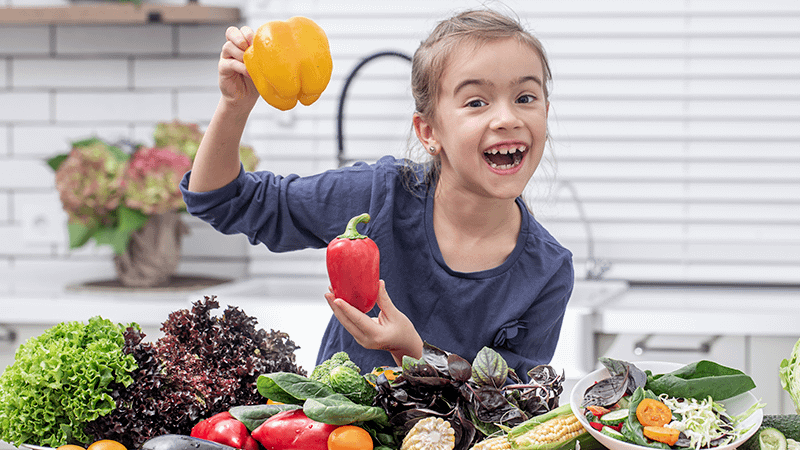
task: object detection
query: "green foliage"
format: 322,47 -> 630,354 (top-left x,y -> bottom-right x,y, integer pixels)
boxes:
0,317 -> 138,447
328,365 -> 377,406
780,338 -> 800,414
310,351 -> 361,385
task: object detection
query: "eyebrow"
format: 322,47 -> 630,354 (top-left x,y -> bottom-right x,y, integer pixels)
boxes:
453,75 -> 543,96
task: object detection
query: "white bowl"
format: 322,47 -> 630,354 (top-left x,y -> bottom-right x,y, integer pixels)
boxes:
569,361 -> 763,450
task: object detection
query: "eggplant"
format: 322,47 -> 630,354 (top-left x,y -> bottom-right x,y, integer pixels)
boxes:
140,435 -> 236,450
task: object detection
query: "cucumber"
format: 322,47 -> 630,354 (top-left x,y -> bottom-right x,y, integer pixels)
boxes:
741,416 -> 800,450
601,426 -> 628,442
599,409 -> 629,426
759,428 -> 788,450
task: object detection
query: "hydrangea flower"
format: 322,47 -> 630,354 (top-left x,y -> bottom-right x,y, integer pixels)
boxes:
122,146 -> 193,215
153,121 -> 204,160
54,139 -> 126,227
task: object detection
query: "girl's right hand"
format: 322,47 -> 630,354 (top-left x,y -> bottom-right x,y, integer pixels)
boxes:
218,26 -> 260,109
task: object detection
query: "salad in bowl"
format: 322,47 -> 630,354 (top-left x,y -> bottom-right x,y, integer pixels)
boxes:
569,359 -> 764,450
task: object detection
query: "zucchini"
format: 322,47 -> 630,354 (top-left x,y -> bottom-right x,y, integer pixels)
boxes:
599,409 -> 629,426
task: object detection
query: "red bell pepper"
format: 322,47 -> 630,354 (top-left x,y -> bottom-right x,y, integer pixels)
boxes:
326,213 -> 380,313
251,409 -> 338,450
190,411 -> 260,450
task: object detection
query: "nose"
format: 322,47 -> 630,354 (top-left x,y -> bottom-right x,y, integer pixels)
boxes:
490,102 -> 523,130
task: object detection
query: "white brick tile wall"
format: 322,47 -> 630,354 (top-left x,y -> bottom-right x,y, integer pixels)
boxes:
177,25 -> 232,55
13,125 -> 132,156
0,160 -> 53,189
0,126 -> 8,155
0,19 -> 251,292
175,90 -> 222,122
0,193 -> 9,222
134,57 -> 218,88
1,58 -> 8,89
7,0 -> 68,6
14,58 -> 130,89
55,91 -> 173,122
0,25 -> 50,55
0,92 -> 50,121
56,26 -> 174,55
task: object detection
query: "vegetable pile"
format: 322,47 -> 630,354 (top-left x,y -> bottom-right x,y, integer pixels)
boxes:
85,297 -> 306,449
0,296 -> 306,449
580,358 -> 762,449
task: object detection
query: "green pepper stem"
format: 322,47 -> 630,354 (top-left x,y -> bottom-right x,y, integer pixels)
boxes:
337,213 -> 370,240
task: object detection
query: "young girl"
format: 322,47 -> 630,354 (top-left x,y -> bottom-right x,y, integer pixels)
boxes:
181,9 -> 574,379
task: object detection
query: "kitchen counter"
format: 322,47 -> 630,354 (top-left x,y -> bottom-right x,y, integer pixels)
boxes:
597,284 -> 800,336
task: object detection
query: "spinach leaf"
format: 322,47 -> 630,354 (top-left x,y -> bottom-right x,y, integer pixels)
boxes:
257,372 -> 335,405
229,403 -> 301,431
646,360 -> 756,400
621,387 -> 671,449
303,394 -> 389,426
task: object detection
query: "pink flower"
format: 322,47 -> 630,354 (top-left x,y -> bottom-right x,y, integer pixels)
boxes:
122,146 -> 193,215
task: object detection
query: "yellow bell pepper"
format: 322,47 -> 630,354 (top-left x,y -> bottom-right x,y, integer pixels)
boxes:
243,16 -> 333,111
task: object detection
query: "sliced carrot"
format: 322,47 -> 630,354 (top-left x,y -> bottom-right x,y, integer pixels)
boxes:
636,398 -> 672,427
643,425 -> 681,446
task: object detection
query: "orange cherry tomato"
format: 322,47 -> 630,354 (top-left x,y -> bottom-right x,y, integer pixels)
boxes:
327,425 -> 373,450
636,398 -> 672,427
87,440 -> 127,450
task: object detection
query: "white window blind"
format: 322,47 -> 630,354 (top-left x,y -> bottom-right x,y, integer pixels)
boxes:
247,0 -> 800,285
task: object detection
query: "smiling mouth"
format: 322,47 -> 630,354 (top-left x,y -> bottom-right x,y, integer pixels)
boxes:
483,146 -> 527,170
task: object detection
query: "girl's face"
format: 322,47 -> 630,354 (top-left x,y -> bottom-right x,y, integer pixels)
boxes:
417,37 -> 549,202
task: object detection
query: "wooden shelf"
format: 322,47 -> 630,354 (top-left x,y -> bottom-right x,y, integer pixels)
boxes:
0,3 -> 241,25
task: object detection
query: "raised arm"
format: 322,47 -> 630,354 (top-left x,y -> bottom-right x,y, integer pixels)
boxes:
188,26 -> 260,193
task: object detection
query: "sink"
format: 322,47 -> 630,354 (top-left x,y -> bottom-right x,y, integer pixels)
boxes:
207,277 -> 629,380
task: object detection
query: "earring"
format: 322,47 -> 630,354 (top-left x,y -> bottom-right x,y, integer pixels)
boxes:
428,146 -> 436,154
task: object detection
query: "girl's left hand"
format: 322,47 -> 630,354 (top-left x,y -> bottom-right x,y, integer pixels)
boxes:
325,280 -> 423,365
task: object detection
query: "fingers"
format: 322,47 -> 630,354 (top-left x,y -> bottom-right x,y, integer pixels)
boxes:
374,280 -> 397,315
219,26 -> 254,80
225,25 -> 253,51
325,293 -> 378,346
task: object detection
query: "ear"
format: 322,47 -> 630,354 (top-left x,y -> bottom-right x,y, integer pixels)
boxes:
413,113 -> 437,150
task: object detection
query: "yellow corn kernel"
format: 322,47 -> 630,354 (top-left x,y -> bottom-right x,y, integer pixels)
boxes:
512,413 -> 584,447
470,435 -> 513,450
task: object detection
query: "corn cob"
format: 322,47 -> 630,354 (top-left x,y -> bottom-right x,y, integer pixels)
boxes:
401,416 -> 456,450
512,411 -> 583,447
470,435 -> 513,450
507,404 -> 602,450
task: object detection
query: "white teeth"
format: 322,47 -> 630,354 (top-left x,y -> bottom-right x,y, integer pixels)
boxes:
485,146 -> 527,155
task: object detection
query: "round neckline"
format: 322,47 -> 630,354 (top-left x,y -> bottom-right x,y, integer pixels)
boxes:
424,192 -> 529,279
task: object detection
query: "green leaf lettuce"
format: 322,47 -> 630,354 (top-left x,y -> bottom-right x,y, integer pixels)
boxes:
0,317 -> 138,447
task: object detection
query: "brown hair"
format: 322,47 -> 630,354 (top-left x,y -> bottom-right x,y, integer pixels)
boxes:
404,8 -> 552,190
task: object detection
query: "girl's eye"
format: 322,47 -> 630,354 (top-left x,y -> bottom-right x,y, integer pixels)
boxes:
467,99 -> 486,108
517,94 -> 536,104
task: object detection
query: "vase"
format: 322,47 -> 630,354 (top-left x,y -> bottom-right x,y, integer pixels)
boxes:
113,212 -> 189,287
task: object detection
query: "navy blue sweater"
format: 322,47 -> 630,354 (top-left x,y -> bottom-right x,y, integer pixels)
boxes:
180,156 -> 574,378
